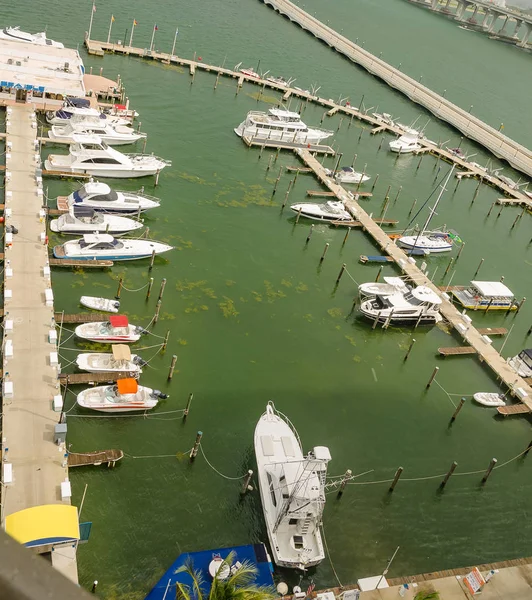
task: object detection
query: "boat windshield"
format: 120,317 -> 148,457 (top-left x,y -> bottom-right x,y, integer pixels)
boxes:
73,187 -> 89,202
518,350 -> 532,370
404,292 -> 424,306
91,191 -> 119,202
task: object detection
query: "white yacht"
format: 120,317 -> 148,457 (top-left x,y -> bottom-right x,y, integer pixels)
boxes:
61,181 -> 160,214
76,345 -> 146,375
77,380 -> 168,413
326,166 -> 370,184
359,286 -> 442,326
398,167 -> 458,254
507,349 -> 532,378
254,402 -> 331,569
53,233 -> 173,261
48,119 -> 147,146
234,108 -> 333,144
46,99 -> 130,126
49,206 -> 143,235
265,76 -> 295,87
44,135 -> 170,178
290,201 -> 352,223
75,316 -> 146,343
0,26 -> 64,48
240,67 -> 260,78
358,276 -> 410,299
389,130 -> 422,154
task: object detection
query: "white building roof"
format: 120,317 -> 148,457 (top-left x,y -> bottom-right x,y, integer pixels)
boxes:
471,280 -> 514,298
0,39 -> 85,97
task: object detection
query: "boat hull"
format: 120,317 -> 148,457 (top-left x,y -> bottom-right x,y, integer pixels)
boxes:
44,159 -> 162,179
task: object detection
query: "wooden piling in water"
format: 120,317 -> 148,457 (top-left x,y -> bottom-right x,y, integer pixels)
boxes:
337,469 -> 352,498
295,207 -> 302,223
389,467 -> 403,492
149,249 -> 156,271
168,354 -> 178,380
342,227 -> 351,245
153,299 -> 162,324
306,224 -> 314,244
241,469 -> 254,494
267,155 -> 273,171
481,458 -> 497,484
408,198 -> 417,216
404,338 -> 416,361
440,461 -> 457,489
474,258 -> 484,278
115,277 -> 123,300
487,201 -> 496,217
146,277 -> 154,300
375,265 -> 383,282
183,392 -> 193,420
426,366 -> 439,388
444,257 -> 454,277
456,242 -> 465,261
320,242 -> 329,263
162,330 -> 170,351
158,278 -> 167,301
336,263 -> 346,285
371,173 -> 379,192
450,398 -> 466,423
394,186 -> 402,204
189,431 -> 203,461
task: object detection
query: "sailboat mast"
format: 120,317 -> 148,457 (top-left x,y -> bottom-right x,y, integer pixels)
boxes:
420,165 -> 455,235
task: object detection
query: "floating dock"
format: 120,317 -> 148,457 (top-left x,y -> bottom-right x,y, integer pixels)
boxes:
68,449 -> 123,468
242,135 -> 334,154
438,346 -> 476,356
59,372 -> 139,385
497,404 -> 531,416
49,258 -> 114,269
55,312 -> 111,324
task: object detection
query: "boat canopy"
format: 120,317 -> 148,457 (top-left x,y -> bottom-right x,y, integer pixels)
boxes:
117,378 -> 138,394
518,349 -> 532,367
112,345 -> 131,360
110,315 -> 129,328
340,166 -> 354,173
471,281 -> 514,298
411,286 -> 442,305
65,97 -> 91,109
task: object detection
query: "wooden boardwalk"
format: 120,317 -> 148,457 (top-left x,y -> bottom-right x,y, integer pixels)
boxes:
68,449 -> 123,468
55,312 -> 111,324
59,371 -> 138,385
50,258 -> 114,269
497,404 -> 531,416
438,346 -> 476,356
295,148 -> 532,409
306,190 -> 373,198
477,327 -> 508,336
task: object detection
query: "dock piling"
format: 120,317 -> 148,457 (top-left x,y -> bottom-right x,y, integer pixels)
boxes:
375,265 -> 383,282
267,155 -> 273,171
146,277 -> 154,300
189,431 -> 203,461
158,278 -> 167,301
149,249 -> 156,271
439,461 -> 458,489
444,257 -> 454,277
306,224 -> 314,244
426,366 -> 439,389
487,201 -> 496,217
416,154 -> 423,172
162,330 -> 170,351
241,469 -> 254,494
342,227 -> 351,246
153,299 -> 162,324
336,263 -> 347,285
389,467 -> 403,492
408,198 -> 417,216
337,469 -> 352,498
511,212 -> 521,229
473,258 -> 484,278
456,242 -> 465,261
517,297 -> 527,313
155,169 -> 160,187
404,338 -> 416,361
371,173 -> 379,192
372,310 -> 382,330
496,205 -> 504,218
319,242 -> 329,263
295,207 -> 302,223
115,277 -> 123,300
450,398 -> 466,423
481,458 -> 497,484
167,354 -> 178,380
393,186 -> 402,204
91,581 -> 98,594
183,392 -> 193,420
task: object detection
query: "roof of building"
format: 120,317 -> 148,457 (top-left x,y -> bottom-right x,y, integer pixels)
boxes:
0,38 -> 85,97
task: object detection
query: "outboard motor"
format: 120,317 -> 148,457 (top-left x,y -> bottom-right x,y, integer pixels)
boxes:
135,326 -> 149,335
112,300 -> 120,310
152,390 -> 169,400
133,356 -> 148,368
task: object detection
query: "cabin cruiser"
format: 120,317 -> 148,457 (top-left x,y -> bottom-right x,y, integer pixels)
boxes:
0,26 -> 64,48
77,379 -> 167,413
48,119 -> 147,146
49,206 -> 143,235
76,345 -> 146,375
451,281 -> 516,311
46,98 -> 129,126
44,135 -> 170,178
75,315 -> 146,343
53,233 -> 173,261
254,402 -> 331,569
507,349 -> 532,378
325,166 -> 370,184
61,181 -> 160,214
290,201 -> 352,223
389,130 -> 422,154
234,108 -> 333,144
359,286 -> 442,326
358,276 -> 410,299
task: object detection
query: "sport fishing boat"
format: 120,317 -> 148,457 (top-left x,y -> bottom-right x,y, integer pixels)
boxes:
77,379 -> 168,413
325,166 -> 370,184
48,119 -> 147,146
289,201 -> 352,223
46,98 -> 130,126
451,281 -> 516,311
49,206 -> 143,235
234,108 -> 333,144
358,276 -> 410,300
80,296 -> 121,313
359,286 -> 442,326
60,181 -> 160,214
254,402 -> 331,569
0,26 -> 64,48
507,349 -> 532,378
473,393 -> 506,408
398,167 -> 459,254
75,315 -> 146,343
389,129 -> 422,154
53,233 -> 173,261
76,345 -> 146,375
44,135 -> 170,178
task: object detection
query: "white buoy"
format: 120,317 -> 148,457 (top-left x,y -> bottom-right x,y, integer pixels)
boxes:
277,583 -> 288,596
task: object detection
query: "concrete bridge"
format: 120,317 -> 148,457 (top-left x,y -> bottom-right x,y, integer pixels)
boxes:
408,0 -> 532,48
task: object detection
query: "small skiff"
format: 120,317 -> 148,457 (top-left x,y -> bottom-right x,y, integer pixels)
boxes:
76,345 -> 146,374
75,315 -> 145,343
473,392 -> 506,407
77,379 -> 168,413
80,296 -> 120,313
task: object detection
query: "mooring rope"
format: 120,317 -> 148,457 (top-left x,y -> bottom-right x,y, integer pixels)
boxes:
121,281 -> 150,293
320,523 -> 343,588
199,444 -> 248,481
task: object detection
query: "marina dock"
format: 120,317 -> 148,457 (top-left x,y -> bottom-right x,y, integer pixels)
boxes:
1,106 -> 78,582
59,372 -> 139,385
295,148 -> 532,410
68,449 -> 123,468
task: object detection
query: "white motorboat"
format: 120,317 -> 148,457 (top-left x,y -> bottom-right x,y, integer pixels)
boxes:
254,402 -> 331,569
234,108 -> 333,144
76,345 -> 146,374
265,76 -> 295,87
46,98 -> 129,126
75,316 -> 146,343
53,233 -> 173,262
358,276 -> 410,299
80,296 -> 121,313
240,67 -> 260,78
77,379 -> 168,413
452,281 -> 516,311
372,112 -> 395,126
398,167 -> 458,254
326,166 -> 370,184
290,201 -> 352,223
0,26 -> 64,48
61,181 -> 160,214
359,286 -> 442,326
389,130 -> 422,154
473,393 -> 506,408
48,119 -> 147,146
49,206 -> 143,235
44,135 -> 170,178
507,349 -> 532,378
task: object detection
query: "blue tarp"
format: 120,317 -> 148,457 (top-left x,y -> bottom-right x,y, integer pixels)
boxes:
144,543 -> 274,600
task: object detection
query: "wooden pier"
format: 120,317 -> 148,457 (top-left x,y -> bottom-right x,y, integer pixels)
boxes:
330,218 -> 398,227
438,346 -> 476,356
68,449 -> 124,468
59,371 -> 138,385
477,327 -> 508,336
497,404 -> 531,416
43,169 -> 91,180
306,190 -> 373,198
49,258 -> 114,269
294,147 -> 532,409
242,135 -> 334,154
55,312 -> 111,323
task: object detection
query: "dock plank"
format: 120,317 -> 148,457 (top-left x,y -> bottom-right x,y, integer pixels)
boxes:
438,346 -> 476,356
68,449 -> 124,467
497,404 -> 531,416
55,312 -> 111,323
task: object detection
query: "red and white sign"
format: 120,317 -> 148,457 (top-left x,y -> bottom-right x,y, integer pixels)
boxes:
464,567 -> 486,595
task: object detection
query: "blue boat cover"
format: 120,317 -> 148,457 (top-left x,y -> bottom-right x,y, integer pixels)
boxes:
65,97 -> 91,108
144,543 -> 274,600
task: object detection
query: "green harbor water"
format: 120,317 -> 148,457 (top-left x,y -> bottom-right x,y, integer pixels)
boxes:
4,0 -> 532,597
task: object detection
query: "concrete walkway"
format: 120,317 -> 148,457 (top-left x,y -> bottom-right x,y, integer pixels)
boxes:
1,105 -> 77,582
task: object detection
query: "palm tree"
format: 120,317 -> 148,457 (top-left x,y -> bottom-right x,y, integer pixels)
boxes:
175,551 -> 276,600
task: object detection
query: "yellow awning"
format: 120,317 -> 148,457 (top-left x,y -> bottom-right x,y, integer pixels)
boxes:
5,505 -> 80,548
